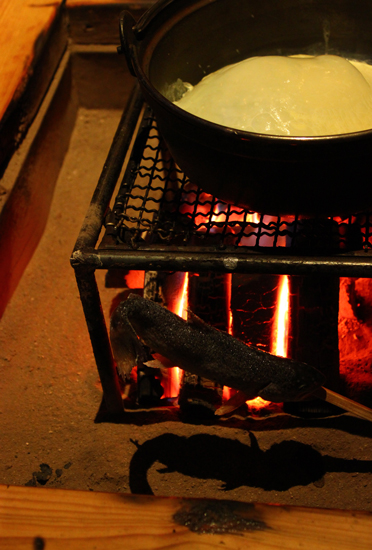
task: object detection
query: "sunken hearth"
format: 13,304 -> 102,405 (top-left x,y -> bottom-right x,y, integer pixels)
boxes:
2,71 -> 372,513
72,87 -> 372,419
71,86 -> 372,509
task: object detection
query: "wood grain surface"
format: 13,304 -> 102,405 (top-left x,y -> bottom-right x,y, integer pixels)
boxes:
0,0 -> 151,126
0,0 -> 63,122
0,0 -> 67,175
1,484 -> 372,549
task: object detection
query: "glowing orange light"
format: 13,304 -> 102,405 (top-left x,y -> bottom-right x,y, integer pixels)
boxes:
178,192 -> 291,410
226,274 -> 233,336
245,274 -> 290,410
170,272 -> 189,397
222,273 -> 233,402
176,272 -> 189,320
222,387 -> 232,401
271,275 -> 290,358
247,396 -> 271,410
179,182 -> 261,240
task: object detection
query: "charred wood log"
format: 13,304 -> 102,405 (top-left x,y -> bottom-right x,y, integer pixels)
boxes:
178,372 -> 223,421
110,294 -> 325,406
178,272 -> 229,419
136,271 -> 165,407
284,274 -> 341,417
231,273 -> 279,353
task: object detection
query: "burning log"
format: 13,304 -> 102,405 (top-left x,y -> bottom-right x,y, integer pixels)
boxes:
136,271 -> 165,407
110,294 -> 372,422
178,272 -> 229,418
285,274 -> 341,416
289,275 -> 340,389
110,294 -> 325,405
188,272 -> 231,332
178,371 -> 223,419
312,387 -> 372,423
231,273 -> 280,353
216,386 -> 372,423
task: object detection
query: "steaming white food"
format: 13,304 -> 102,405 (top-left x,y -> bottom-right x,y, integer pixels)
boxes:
173,55 -> 372,136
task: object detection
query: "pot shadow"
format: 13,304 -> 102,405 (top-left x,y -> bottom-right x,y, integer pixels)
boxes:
129,432 -> 372,495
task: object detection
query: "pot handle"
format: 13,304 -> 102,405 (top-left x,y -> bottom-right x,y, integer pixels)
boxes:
118,11 -> 138,77
135,0 -> 175,37
119,2 -> 178,75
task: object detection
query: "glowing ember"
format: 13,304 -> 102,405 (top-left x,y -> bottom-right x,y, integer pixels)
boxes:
247,396 -> 272,411
162,263 -> 290,411
271,275 -> 290,358
223,274 -> 233,402
222,387 -> 232,401
245,275 -> 290,410
179,182 -> 262,241
176,272 -> 189,319
226,273 -> 233,335
181,193 -> 290,409
167,272 -> 189,397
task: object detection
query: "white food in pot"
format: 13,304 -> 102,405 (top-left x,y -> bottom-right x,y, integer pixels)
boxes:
173,55 -> 372,136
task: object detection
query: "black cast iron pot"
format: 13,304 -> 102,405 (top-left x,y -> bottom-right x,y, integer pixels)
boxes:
119,0 -> 372,216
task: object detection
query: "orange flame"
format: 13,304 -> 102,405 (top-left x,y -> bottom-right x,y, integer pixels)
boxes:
169,272 -> 189,397
176,272 -> 189,320
271,275 -> 290,358
222,273 -> 233,401
170,189 -> 291,408
180,183 -> 261,241
245,275 -> 290,410
164,270 -> 290,411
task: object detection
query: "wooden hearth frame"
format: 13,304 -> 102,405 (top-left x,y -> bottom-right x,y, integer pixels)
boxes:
1,2 -> 372,549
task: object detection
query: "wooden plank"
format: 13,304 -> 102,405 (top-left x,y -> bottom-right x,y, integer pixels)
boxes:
1,484 -> 372,549
0,1 -> 152,172
0,0 -> 67,176
316,386 -> 372,423
0,0 -> 62,122
0,0 -> 150,175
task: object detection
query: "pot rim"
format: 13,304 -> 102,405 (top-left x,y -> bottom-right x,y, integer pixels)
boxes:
126,0 -> 372,146
135,56 -> 372,147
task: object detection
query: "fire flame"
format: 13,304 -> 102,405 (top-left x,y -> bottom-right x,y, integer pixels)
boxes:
176,272 -> 189,320
223,273 -> 233,401
169,272 -> 189,397
180,184 -> 263,243
271,275 -> 290,358
245,274 -> 290,410
183,196 -> 291,409
163,267 -> 290,412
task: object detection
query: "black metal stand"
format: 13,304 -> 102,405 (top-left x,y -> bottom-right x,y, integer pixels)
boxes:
71,84 -> 144,415
71,83 -> 372,417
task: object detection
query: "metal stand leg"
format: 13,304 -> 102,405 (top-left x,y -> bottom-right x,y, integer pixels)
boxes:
75,266 -> 124,416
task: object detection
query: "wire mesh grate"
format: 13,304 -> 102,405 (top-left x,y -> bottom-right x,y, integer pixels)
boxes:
108,107 -> 372,254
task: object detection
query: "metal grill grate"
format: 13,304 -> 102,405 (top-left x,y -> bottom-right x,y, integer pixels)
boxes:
71,86 -> 372,415
105,107 -> 372,255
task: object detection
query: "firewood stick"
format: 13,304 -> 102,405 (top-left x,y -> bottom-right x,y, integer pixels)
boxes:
314,386 -> 372,423
215,390 -> 248,416
216,387 -> 372,422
